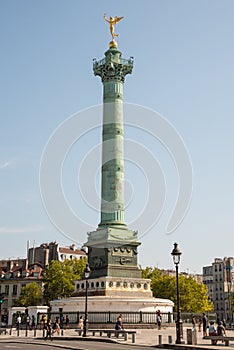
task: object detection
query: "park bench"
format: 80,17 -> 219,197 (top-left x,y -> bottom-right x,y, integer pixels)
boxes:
75,328 -> 136,343
91,329 -> 136,343
203,336 -> 234,346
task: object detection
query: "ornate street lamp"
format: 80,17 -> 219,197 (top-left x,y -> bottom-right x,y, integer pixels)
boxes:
83,263 -> 91,337
171,242 -> 184,344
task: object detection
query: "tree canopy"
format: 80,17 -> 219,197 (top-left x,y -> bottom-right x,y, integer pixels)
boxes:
15,282 -> 42,307
142,267 -> 213,313
43,257 -> 86,304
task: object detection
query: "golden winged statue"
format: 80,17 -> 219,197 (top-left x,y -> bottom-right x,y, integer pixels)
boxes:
104,13 -> 124,41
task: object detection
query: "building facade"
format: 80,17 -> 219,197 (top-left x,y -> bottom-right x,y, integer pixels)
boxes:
28,242 -> 86,268
203,257 -> 234,321
0,242 -> 86,320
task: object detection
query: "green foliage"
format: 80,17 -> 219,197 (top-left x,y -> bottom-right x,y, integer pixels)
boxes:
43,258 -> 86,304
230,292 -> 234,312
15,282 -> 42,307
66,257 -> 87,279
142,266 -> 213,313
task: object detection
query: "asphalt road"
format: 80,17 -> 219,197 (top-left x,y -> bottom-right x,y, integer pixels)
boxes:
0,340 -> 151,350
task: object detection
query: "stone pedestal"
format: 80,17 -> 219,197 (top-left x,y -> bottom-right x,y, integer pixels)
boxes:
51,294 -> 173,314
86,227 -> 141,278
50,275 -> 174,314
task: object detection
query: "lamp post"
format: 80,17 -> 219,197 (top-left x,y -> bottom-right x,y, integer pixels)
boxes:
171,242 -> 184,344
83,263 -> 91,337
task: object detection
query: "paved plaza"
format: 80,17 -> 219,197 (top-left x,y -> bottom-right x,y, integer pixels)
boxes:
0,325 -> 234,348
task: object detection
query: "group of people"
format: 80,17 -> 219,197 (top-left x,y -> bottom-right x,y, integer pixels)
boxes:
16,314 -> 36,330
43,314 -> 70,341
192,313 -> 227,337
208,321 -> 226,337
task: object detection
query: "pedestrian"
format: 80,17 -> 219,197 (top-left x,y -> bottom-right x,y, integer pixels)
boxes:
78,316 -> 84,330
60,314 -> 64,329
26,315 -> 30,329
192,315 -> 196,329
16,315 -> 21,330
40,313 -> 47,330
198,317 -> 202,332
52,317 -> 60,335
45,319 -> 53,341
65,315 -> 70,329
208,321 -> 217,336
202,313 -> 208,337
217,321 -> 226,336
156,311 -> 162,330
31,315 -> 36,329
115,316 -> 122,330
222,319 -> 227,329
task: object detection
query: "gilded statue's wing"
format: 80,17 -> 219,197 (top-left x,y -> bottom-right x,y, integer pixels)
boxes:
114,16 -> 124,24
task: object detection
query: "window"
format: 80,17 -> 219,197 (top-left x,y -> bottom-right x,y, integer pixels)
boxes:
5,285 -> 9,295
5,273 -> 11,279
13,285 -> 17,296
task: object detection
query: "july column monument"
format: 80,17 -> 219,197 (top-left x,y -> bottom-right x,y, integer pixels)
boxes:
86,14 -> 142,280
51,16 -> 173,314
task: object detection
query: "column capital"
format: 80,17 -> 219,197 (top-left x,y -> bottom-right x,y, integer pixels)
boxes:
93,47 -> 133,83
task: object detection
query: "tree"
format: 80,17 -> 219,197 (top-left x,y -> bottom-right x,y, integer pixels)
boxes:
230,292 -> 234,314
66,257 -> 87,279
15,282 -> 42,307
43,258 -> 86,304
142,267 -> 213,313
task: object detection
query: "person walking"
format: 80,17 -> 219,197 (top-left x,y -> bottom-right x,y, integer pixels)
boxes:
60,314 -> 64,330
156,311 -> 162,330
45,319 -> 53,341
192,315 -> 196,329
202,313 -> 208,337
52,317 -> 60,335
65,315 -> 70,329
26,315 -> 30,329
78,316 -> 84,331
16,315 -> 21,330
31,315 -> 36,329
198,317 -> 202,332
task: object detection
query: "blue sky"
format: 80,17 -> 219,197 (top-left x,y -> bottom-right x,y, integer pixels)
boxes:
1,0 -> 234,274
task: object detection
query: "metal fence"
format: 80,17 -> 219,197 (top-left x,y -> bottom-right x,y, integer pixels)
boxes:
35,311 -> 216,326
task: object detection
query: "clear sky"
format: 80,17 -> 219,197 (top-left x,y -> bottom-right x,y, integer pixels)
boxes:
1,0 -> 234,274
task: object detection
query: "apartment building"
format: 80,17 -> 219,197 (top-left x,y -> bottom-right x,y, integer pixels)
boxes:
0,242 -> 86,320
203,257 -> 234,321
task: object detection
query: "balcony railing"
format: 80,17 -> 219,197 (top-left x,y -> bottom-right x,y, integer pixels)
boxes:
93,57 -> 134,69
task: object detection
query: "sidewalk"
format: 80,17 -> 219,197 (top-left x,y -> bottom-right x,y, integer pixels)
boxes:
0,326 -> 233,348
